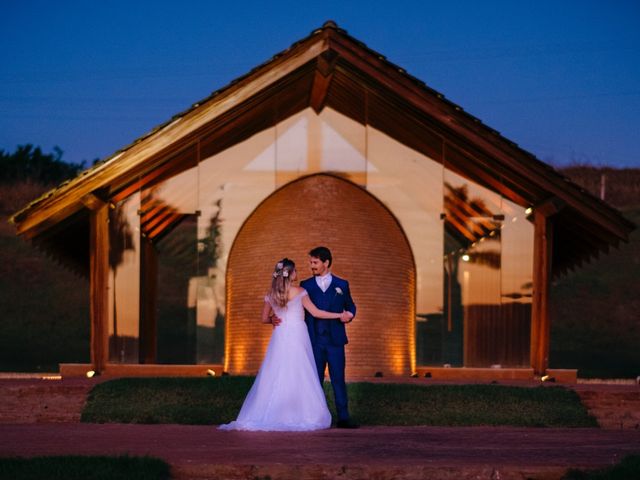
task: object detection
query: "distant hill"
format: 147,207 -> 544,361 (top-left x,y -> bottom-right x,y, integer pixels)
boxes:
1,181 -> 89,371
556,165 -> 640,209
549,166 -> 639,378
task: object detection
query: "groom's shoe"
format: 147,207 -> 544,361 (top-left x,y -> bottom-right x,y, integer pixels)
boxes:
336,419 -> 359,429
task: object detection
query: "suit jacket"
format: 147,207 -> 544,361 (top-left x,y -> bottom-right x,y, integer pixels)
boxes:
301,275 -> 356,346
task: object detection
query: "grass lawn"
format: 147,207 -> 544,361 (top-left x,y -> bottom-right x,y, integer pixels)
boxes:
563,455 -> 640,480
81,377 -> 597,427
0,455 -> 170,480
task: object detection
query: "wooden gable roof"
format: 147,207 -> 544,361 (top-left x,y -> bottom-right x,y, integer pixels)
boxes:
10,21 -> 635,276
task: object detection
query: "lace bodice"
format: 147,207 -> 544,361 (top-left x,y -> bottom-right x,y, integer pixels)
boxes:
265,290 -> 308,324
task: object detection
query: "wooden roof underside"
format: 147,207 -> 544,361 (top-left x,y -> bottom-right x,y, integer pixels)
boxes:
10,22 -> 635,276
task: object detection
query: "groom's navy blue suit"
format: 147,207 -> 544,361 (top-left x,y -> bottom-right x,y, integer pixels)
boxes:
301,275 -> 356,422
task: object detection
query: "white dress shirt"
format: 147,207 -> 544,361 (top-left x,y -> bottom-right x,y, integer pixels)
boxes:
316,273 -> 332,293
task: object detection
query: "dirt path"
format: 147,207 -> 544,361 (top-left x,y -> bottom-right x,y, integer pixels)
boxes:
0,378 -> 94,423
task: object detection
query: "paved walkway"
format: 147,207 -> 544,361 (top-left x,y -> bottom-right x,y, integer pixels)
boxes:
1,423 -> 639,479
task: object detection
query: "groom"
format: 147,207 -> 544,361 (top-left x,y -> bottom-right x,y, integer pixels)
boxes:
300,246 -> 357,428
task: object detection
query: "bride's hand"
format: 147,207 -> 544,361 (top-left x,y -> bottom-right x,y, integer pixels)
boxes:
339,311 -> 353,323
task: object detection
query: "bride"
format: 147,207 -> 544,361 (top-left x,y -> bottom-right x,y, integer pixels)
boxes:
219,258 -> 351,431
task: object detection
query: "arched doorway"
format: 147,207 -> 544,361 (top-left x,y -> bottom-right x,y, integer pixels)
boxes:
225,174 -> 416,377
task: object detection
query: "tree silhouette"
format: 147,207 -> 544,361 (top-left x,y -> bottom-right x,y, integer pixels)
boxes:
0,144 -> 86,184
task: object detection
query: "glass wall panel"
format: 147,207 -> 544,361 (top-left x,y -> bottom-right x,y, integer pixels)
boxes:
440,150 -> 533,367
194,185 -> 227,364
197,118 -> 277,364
442,166 -> 502,367
108,193 -> 141,363
365,125 -> 444,368
499,198 -> 533,366
139,152 -> 200,364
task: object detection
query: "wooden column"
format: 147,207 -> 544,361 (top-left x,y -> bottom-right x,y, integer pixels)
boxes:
530,210 -> 553,375
90,204 -> 110,372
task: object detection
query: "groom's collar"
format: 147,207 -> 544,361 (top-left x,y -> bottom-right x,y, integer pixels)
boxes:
317,272 -> 332,282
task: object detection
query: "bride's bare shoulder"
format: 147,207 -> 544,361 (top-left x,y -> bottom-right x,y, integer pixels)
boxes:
288,286 -> 305,299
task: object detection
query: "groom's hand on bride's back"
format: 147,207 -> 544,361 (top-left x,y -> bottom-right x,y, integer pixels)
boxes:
340,311 -> 353,323
269,312 -> 282,327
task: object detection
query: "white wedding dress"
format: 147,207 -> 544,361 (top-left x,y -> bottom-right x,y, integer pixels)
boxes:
219,290 -> 332,431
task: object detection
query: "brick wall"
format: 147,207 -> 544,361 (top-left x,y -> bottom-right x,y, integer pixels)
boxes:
226,174 -> 416,378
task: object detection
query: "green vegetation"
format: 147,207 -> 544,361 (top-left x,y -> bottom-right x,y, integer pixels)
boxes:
82,377 -> 597,427
0,215 -> 89,372
0,170 -> 89,372
0,144 -> 86,185
336,382 -> 596,427
550,206 -> 640,378
82,377 -> 253,425
563,455 -> 640,480
0,455 -> 170,480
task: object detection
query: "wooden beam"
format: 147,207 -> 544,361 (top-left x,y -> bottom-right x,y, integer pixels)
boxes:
534,196 -> 565,217
80,192 -> 108,211
90,204 -> 109,372
310,69 -> 333,113
530,210 -> 553,375
310,51 -> 338,113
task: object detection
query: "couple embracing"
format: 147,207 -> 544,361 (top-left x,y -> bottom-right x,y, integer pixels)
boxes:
220,246 -> 358,431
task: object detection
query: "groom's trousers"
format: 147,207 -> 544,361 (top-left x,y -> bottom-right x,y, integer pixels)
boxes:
313,337 -> 349,422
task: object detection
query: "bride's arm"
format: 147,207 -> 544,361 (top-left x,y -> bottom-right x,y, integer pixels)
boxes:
301,295 -> 341,319
261,301 -> 273,323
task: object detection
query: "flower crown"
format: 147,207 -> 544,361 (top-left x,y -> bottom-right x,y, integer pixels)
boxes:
273,262 -> 290,278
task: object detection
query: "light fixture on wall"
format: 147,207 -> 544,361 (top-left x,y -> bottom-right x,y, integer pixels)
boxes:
206,369 -> 216,377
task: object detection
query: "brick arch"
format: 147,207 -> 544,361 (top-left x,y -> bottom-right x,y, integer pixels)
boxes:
225,174 -> 416,377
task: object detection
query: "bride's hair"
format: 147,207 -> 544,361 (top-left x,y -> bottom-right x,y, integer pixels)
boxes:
268,258 -> 295,308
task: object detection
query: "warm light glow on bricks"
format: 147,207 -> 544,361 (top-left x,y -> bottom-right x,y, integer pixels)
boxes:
224,174 -> 415,376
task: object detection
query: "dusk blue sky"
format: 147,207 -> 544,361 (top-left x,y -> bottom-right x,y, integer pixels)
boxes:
2,1 -> 639,169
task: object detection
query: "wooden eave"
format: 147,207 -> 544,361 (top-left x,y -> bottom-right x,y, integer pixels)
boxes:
10,27 -> 331,238
323,27 -> 634,240
10,21 -> 634,274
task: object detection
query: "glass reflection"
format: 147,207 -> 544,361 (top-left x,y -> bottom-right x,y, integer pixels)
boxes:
441,169 -> 502,367
364,126 -> 444,368
105,97 -> 534,371
198,120 -> 277,366
499,198 -> 533,366
275,108 -> 367,187
108,194 -> 140,363
194,197 -> 225,363
138,161 -> 199,364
